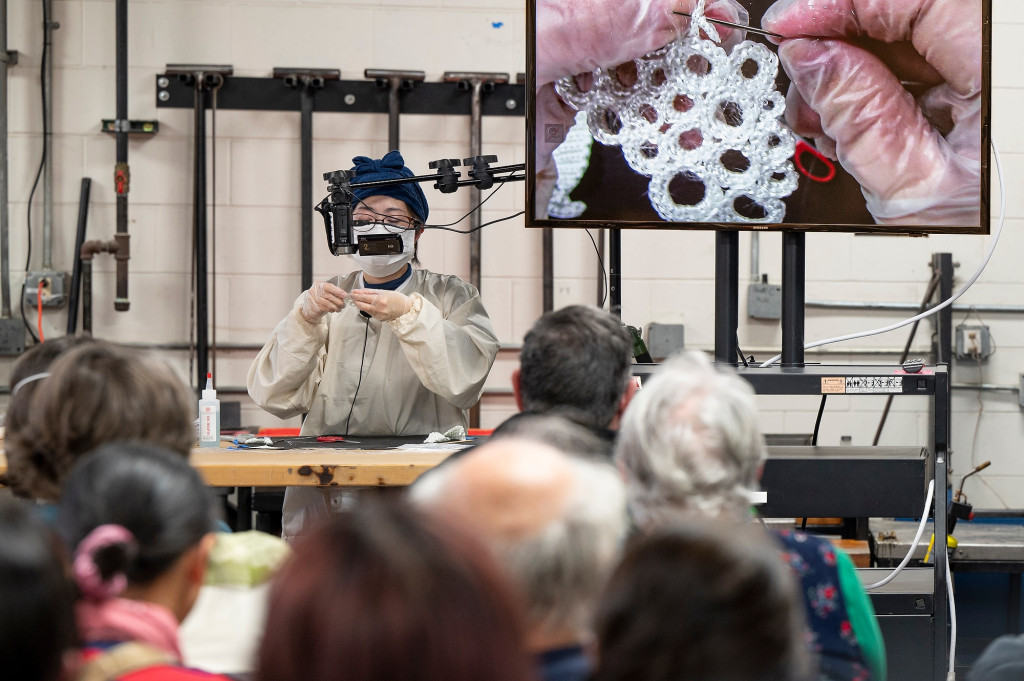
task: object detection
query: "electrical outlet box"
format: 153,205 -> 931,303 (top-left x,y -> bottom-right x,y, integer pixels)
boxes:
23,271 -> 70,309
955,324 -> 993,361
748,281 -> 782,319
0,317 -> 25,355
646,323 -> 685,360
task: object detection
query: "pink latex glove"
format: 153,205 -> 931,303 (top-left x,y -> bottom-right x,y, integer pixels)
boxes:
300,282 -> 347,324
763,0 -> 982,227
536,0 -> 749,86
348,289 -> 413,322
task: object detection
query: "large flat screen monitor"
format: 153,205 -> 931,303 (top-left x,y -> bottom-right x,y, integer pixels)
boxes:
527,0 -> 991,234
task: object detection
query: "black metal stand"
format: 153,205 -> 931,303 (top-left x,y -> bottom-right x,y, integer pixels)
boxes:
741,364 -> 951,681
543,228 -> 553,312
933,252 -> 954,368
714,231 -> 739,364
609,229 -> 622,317
782,232 -> 806,366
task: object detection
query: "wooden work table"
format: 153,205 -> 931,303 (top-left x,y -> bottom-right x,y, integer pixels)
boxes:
184,446 -> 456,487
0,441 -> 463,489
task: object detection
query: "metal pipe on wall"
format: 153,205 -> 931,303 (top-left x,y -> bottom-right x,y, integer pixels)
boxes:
193,77 -> 209,389
42,0 -> 54,269
0,0 -> 13,319
442,72 -> 509,294
113,0 -> 129,310
468,81 -> 483,290
273,69 -> 340,293
364,69 -> 425,152
300,85 -> 313,291
66,178 -> 91,335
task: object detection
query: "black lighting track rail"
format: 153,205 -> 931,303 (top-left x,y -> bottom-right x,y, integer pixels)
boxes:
155,75 -> 526,116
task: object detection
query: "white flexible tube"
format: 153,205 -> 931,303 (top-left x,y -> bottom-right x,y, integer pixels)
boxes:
866,479 -> 935,590
760,141 -> 1006,368
946,554 -> 957,680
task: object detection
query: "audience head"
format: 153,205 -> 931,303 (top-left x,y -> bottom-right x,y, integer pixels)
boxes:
58,442 -> 217,622
257,501 -> 534,681
2,336 -> 94,490
6,339 -> 195,500
592,520 -> 812,681
0,498 -> 77,681
411,415 -> 628,649
515,305 -> 634,429
615,350 -> 765,526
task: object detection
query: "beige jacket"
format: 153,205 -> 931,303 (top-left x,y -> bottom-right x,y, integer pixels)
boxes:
247,269 -> 499,536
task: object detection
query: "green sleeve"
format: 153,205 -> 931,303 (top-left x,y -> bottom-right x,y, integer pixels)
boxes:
836,548 -> 887,681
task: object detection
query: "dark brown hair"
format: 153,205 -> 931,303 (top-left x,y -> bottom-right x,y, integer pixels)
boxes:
257,501 -> 536,681
5,340 -> 195,500
0,497 -> 77,681
592,520 -> 812,681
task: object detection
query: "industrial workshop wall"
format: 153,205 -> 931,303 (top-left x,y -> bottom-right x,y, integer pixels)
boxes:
2,0 -> 1024,509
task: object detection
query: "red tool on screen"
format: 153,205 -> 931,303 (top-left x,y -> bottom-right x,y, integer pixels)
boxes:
316,435 -> 346,442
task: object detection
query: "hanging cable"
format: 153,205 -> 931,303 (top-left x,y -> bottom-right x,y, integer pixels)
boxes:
761,141 -> 1006,367
584,228 -> 609,307
343,315 -> 372,437
866,479 -> 935,590
873,270 -> 942,445
21,0 -> 51,344
946,555 -> 957,680
811,395 -> 826,445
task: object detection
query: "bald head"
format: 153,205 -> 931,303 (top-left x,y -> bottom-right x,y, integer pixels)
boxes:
436,438 -> 576,542
410,418 -> 627,648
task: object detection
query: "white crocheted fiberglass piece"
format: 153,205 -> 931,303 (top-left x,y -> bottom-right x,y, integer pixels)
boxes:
548,111 -> 595,219
554,0 -> 797,223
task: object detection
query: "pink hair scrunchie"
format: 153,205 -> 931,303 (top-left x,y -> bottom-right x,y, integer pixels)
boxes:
73,524 -> 137,601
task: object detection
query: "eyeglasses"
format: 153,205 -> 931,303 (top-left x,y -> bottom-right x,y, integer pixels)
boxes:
351,214 -> 418,233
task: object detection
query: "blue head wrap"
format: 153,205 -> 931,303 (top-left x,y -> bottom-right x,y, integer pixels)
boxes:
349,150 -> 429,224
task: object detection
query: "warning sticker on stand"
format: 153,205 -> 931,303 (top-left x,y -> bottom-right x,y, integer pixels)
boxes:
845,376 -> 903,394
821,377 -> 846,394
820,376 -> 904,394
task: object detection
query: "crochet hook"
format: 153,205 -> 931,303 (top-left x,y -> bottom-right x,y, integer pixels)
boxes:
672,12 -> 785,40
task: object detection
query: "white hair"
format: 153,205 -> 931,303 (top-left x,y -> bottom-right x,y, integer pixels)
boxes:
615,350 -> 766,527
410,423 -> 628,639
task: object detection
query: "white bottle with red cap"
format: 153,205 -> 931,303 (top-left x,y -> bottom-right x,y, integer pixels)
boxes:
198,372 -> 221,448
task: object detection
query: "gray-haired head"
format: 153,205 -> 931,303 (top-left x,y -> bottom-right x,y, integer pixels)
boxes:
516,305 -> 633,429
615,350 -> 765,527
410,415 -> 627,645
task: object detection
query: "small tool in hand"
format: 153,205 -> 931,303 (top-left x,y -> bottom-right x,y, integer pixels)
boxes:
672,11 -> 785,40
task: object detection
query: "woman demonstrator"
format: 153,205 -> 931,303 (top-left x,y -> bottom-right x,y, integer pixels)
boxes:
248,150 -> 500,539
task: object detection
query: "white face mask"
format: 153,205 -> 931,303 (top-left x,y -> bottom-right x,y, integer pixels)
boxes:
351,223 -> 416,278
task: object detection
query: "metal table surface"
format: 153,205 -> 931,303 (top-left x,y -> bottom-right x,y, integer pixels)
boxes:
873,518 -> 1024,568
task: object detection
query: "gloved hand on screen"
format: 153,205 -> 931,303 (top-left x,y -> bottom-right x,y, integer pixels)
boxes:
536,0 -> 749,86
763,0 -> 982,226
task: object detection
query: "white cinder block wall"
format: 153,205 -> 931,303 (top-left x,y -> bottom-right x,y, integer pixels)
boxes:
2,0 -> 1022,509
